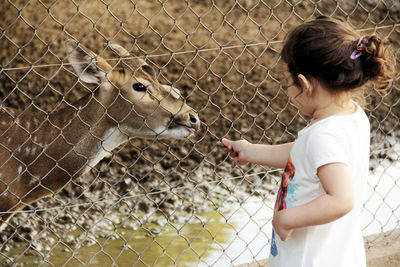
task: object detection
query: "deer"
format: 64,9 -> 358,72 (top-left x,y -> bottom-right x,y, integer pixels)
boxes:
0,40 -> 200,232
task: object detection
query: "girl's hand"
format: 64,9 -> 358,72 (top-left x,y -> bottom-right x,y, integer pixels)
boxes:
272,210 -> 293,242
221,138 -> 251,165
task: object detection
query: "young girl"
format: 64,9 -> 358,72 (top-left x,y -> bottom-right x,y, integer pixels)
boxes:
222,17 -> 395,267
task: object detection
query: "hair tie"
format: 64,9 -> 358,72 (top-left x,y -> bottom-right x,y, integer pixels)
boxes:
350,36 -> 368,60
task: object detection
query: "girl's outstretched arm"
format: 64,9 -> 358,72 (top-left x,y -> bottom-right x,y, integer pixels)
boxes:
272,162 -> 355,241
221,138 -> 293,169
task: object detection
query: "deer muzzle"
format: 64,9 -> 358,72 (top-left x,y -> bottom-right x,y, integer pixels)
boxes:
170,112 -> 200,133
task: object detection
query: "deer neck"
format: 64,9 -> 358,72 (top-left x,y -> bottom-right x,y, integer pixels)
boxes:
51,93 -> 129,173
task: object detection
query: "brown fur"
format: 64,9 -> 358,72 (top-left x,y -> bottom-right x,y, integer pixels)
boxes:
0,41 -> 200,230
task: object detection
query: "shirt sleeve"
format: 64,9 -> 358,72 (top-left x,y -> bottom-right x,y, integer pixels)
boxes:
306,127 -> 349,172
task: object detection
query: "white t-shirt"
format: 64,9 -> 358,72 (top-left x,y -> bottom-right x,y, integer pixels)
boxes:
269,104 -> 370,267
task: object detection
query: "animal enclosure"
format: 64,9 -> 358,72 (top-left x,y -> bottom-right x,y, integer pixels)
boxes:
0,0 -> 399,266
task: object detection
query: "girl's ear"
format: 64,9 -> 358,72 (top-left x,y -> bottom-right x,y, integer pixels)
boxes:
297,74 -> 313,96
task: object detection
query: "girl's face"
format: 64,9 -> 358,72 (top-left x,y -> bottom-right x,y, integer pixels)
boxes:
283,70 -> 315,117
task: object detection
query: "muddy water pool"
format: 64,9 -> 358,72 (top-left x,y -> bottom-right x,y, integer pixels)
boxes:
7,194 -> 274,266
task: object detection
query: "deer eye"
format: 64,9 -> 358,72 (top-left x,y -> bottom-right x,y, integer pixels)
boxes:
132,83 -> 147,92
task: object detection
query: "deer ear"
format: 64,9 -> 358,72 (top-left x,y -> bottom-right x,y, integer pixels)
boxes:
141,64 -> 157,80
109,44 -> 130,57
65,40 -> 106,85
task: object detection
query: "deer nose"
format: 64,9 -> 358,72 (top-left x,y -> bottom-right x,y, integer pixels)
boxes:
189,113 -> 200,131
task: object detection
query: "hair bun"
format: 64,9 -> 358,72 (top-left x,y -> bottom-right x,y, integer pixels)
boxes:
361,35 -> 396,90
281,18 -> 396,94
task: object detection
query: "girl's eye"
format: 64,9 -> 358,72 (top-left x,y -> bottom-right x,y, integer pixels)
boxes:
132,83 -> 147,92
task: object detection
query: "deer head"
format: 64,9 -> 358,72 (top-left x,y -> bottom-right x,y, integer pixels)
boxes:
65,40 -> 200,139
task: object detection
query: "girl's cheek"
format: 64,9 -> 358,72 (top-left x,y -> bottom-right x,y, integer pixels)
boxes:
287,86 -> 296,100
287,86 -> 300,104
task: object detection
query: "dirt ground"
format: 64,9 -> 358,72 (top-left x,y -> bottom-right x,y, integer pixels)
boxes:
0,0 -> 399,265
366,230 -> 400,267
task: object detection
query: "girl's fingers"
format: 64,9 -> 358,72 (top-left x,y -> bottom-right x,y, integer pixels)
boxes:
224,145 -> 234,153
221,138 -> 246,165
220,139 -> 234,152
221,138 -> 230,147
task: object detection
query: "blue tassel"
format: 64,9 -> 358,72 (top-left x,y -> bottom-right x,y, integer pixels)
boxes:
271,229 -> 278,256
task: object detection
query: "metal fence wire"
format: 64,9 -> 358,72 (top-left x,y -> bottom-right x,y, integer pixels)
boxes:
0,0 -> 399,266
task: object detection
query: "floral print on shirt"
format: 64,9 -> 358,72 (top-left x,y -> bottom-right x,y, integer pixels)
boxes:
274,155 -> 296,212
271,155 -> 296,256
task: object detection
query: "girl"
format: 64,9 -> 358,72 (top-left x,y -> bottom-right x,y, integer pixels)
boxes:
222,17 -> 395,267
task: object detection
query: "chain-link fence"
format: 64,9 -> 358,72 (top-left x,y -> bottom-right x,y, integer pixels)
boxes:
0,0 -> 399,266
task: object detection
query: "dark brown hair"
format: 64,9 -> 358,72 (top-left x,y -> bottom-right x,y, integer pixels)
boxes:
281,17 -> 396,93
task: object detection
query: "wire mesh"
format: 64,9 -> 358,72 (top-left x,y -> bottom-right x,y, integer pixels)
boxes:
0,0 -> 399,266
